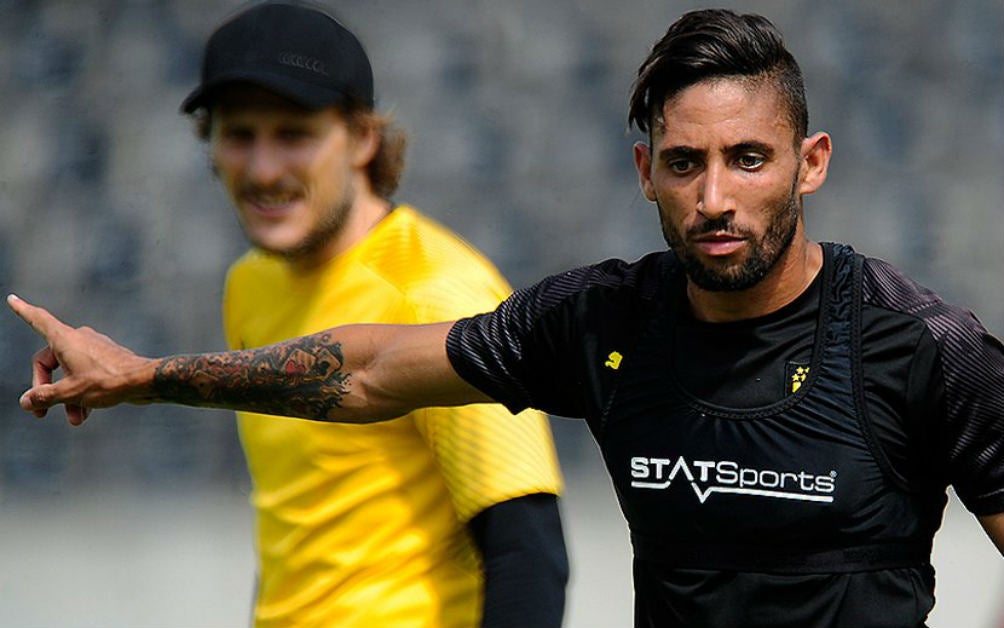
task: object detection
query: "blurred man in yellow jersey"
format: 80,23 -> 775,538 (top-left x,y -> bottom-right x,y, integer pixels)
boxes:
180,2 -> 566,626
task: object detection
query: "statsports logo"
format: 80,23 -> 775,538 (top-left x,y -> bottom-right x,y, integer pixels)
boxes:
630,456 -> 836,504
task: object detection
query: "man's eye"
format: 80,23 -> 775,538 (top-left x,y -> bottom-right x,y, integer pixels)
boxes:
279,129 -> 311,141
668,160 -> 694,174
221,128 -> 253,143
737,154 -> 765,169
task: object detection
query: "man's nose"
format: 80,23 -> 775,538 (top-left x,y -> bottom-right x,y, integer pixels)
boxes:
696,163 -> 732,220
247,141 -> 284,184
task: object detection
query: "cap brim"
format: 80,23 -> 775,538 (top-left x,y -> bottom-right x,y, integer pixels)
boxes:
180,71 -> 357,113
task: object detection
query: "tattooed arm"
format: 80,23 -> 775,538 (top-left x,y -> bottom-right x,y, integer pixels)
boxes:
7,294 -> 489,425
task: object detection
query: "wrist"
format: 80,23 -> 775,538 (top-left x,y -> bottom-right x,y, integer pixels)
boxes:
125,356 -> 161,404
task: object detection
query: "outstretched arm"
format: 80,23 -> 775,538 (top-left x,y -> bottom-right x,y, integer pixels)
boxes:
8,294 -> 490,425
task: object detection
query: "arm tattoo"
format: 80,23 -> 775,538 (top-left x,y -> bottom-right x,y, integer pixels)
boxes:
152,331 -> 352,421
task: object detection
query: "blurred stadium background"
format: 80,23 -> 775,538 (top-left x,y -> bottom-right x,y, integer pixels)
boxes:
1,1 -> 1001,626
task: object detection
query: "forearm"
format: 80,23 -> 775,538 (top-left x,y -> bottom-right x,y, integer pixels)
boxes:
9,292 -> 488,424
153,328 -> 356,420
151,322 -> 484,422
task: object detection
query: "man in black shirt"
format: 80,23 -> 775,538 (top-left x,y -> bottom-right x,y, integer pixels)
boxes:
10,8 -> 1003,627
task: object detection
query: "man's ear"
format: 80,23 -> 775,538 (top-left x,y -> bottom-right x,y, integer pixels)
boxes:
351,119 -> 381,168
633,141 -> 657,202
798,131 -> 832,196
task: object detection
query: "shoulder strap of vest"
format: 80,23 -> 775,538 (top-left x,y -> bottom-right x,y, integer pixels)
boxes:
841,245 -> 913,492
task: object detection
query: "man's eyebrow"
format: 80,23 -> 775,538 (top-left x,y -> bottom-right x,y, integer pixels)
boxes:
657,145 -> 703,162
657,140 -> 776,163
730,141 -> 774,156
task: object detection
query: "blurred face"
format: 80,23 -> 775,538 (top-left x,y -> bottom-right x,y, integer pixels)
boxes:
634,78 -> 817,292
210,86 -> 366,263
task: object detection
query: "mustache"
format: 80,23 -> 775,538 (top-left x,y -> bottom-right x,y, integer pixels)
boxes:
207,159 -> 298,195
237,182 -> 300,197
687,216 -> 747,239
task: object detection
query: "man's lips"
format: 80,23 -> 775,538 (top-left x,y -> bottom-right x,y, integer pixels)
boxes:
691,233 -> 745,256
243,195 -> 298,218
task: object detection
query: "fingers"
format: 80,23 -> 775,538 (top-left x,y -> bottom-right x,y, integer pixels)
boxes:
27,332 -> 59,419
20,385 -> 92,425
6,294 -> 68,344
66,404 -> 90,427
10,297 -> 60,419
9,295 -> 95,426
31,347 -> 58,388
20,385 -> 52,418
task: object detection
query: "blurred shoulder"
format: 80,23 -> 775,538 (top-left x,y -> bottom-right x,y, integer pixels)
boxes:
361,206 -> 515,316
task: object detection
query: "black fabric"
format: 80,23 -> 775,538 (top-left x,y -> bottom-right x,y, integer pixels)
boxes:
672,267 -> 820,406
603,244 -> 938,625
467,493 -> 568,628
862,256 -> 1004,515
630,563 -> 934,628
669,260 -> 948,494
446,243 -> 1004,627
181,2 -> 375,113
447,252 -> 669,421
447,245 -> 1004,514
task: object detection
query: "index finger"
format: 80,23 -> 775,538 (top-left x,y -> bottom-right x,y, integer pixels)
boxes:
6,294 -> 69,343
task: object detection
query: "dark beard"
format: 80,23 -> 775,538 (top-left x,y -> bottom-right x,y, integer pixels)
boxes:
661,178 -> 800,292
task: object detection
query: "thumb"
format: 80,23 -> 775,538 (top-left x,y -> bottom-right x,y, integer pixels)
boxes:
7,294 -> 68,344
20,382 -> 63,417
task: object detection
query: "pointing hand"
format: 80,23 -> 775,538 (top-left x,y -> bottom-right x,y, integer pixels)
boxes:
7,294 -> 156,426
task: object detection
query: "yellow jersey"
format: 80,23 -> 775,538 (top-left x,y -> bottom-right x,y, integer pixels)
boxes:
223,206 -> 562,628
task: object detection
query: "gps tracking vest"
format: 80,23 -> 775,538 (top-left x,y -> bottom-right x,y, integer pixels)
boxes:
596,244 -> 935,573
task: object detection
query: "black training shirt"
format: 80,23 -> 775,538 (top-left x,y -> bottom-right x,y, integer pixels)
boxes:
446,243 -> 1004,627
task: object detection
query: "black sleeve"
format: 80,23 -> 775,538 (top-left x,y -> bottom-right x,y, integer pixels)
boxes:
467,493 -> 568,628
447,271 -> 588,418
863,257 -> 1004,515
448,254 -> 671,420
933,314 -> 1004,515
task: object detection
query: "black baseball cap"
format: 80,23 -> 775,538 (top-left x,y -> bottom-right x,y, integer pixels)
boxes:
180,1 -> 374,113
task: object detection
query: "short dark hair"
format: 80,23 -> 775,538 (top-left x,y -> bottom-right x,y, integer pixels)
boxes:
628,9 -> 808,141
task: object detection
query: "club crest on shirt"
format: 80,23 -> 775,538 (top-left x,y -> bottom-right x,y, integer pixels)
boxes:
786,361 -> 810,395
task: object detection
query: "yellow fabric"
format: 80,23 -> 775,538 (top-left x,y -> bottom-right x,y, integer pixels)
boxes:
223,206 -> 563,628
